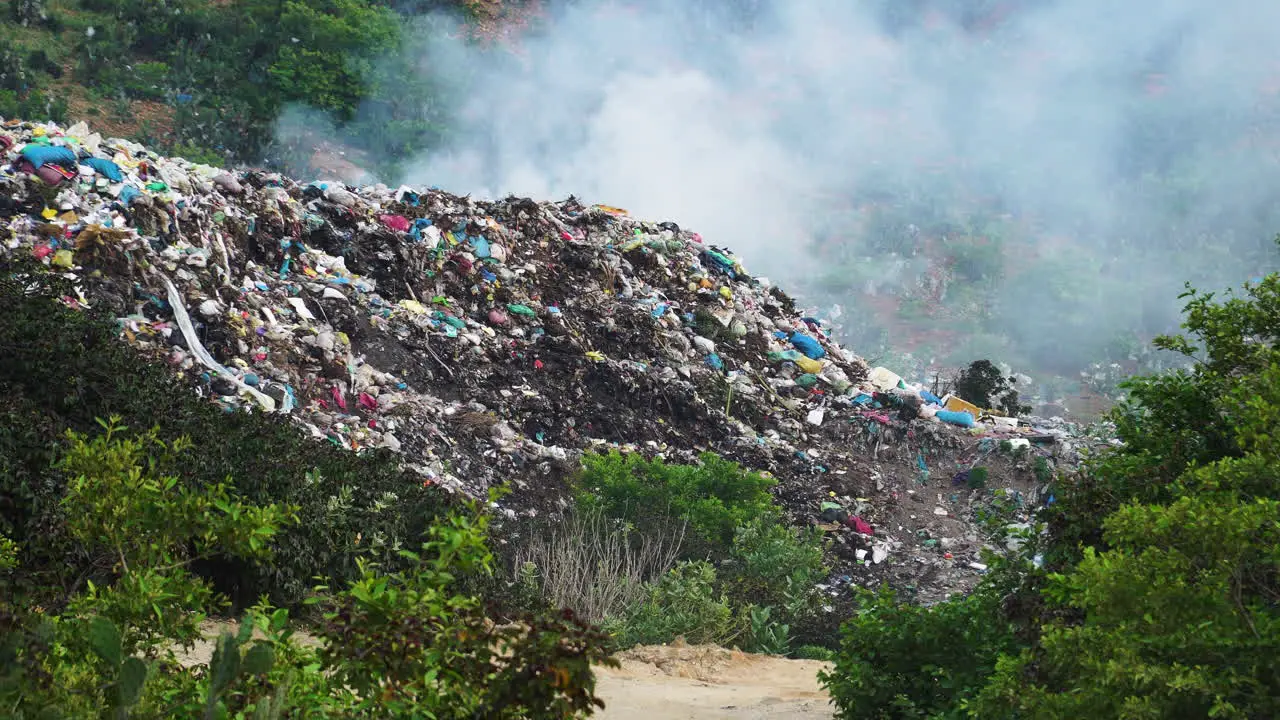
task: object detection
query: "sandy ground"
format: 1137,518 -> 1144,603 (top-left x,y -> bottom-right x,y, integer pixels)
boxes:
595,643 -> 834,720
178,623 -> 833,719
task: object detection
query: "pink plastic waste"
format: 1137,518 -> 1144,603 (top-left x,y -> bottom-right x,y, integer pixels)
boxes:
379,214 -> 411,233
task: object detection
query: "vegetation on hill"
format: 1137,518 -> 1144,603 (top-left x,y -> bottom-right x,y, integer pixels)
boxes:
821,253 -> 1280,718
2,0 -> 538,176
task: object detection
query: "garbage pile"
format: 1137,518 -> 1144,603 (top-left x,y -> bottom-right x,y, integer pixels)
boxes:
1,119 -> 1107,600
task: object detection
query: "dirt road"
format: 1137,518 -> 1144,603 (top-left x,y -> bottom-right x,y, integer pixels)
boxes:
595,643 -> 834,720
180,624 -> 833,719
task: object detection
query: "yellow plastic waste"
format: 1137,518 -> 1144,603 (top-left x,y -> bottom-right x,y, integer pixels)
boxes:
399,299 -> 427,314
585,350 -> 605,362
41,208 -> 56,220
944,395 -> 983,416
594,204 -> 629,215
796,356 -> 823,374
719,286 -> 733,300
51,249 -> 75,268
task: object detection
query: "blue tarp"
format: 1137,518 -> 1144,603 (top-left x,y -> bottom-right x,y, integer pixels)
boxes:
84,157 -> 124,182
21,145 -> 78,168
789,331 -> 826,360
937,410 -> 976,428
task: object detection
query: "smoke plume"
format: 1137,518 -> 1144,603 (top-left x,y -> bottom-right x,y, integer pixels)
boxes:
296,0 -> 1280,378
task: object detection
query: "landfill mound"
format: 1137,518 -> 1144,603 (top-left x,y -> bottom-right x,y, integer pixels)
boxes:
0,119 -> 1108,601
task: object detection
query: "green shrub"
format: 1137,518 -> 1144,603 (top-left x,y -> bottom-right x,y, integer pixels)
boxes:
120,61 -> 170,100
725,518 -> 826,618
820,584 -> 1019,719
969,275 -> 1280,718
0,427 -> 615,718
575,450 -> 778,555
953,359 -> 1030,416
608,561 -> 739,648
168,141 -> 225,167
945,235 -> 1004,283
792,644 -> 836,661
744,605 -> 791,656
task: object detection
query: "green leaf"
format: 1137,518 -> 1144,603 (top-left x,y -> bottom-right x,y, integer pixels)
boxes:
88,616 -> 123,667
243,643 -> 275,676
207,631 -> 242,700
117,656 -> 148,707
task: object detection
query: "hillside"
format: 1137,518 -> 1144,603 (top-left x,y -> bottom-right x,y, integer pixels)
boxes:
0,118 -> 1108,610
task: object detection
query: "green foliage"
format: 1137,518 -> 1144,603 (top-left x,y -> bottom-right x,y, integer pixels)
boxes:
745,605 -> 791,656
966,466 -> 988,490
0,425 -> 614,718
167,142 -> 225,167
0,422 -> 292,717
0,534 -> 16,574
607,561 -> 739,648
953,359 -> 1030,416
821,268 -> 1280,718
725,518 -> 827,619
792,644 -> 836,661
318,498 -> 616,717
0,256 -> 451,608
944,234 -> 1005,284
820,584 -> 1019,719
576,450 -> 778,554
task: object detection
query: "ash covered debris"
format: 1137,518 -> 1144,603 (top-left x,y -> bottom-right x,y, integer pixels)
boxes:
1,118 -> 1109,600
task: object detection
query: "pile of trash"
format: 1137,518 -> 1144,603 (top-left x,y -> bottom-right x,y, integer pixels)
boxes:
0,119 -> 1109,600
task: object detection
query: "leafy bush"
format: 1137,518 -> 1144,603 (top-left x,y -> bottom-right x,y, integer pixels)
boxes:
969,275 -> 1280,718
0,421 -> 615,718
0,255 -> 451,609
745,605 -> 791,656
792,644 -> 836,661
953,359 -> 1030,416
575,450 -> 778,555
944,234 -> 1005,283
120,61 -> 170,100
607,561 -> 739,648
820,268 -> 1280,718
725,518 -> 826,619
820,584 -> 1019,719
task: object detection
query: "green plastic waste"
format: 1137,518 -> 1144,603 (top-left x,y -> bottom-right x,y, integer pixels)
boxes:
796,373 -> 820,388
507,304 -> 537,317
146,181 -> 169,192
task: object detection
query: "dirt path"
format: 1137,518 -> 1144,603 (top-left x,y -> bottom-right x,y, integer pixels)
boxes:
595,644 -> 834,720
180,624 -> 833,719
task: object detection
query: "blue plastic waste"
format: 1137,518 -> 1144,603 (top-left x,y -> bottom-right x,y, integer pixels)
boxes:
83,157 -> 124,181
789,332 -> 826,360
119,185 -> 141,205
21,145 -> 78,168
472,236 -> 491,258
705,353 -> 724,371
937,410 -> 976,428
920,390 -> 943,405
409,218 -> 434,241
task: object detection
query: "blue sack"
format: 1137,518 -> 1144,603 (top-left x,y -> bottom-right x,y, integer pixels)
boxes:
937,410 -> 976,428
790,332 -> 826,360
119,185 -> 141,205
84,157 -> 124,182
21,145 -> 79,169
920,390 -> 943,406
